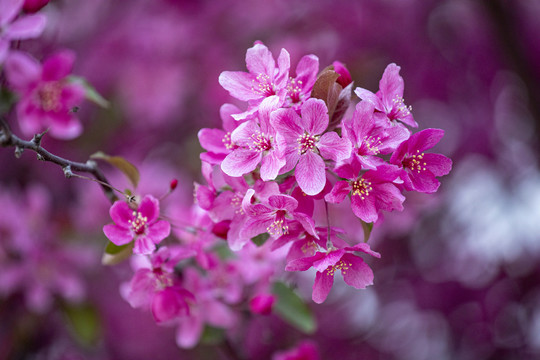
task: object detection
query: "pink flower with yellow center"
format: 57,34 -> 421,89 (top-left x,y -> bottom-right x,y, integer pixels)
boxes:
286,243 -> 380,304
103,195 -> 171,255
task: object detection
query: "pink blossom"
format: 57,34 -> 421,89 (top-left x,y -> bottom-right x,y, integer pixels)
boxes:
342,100 -> 409,170
286,243 -> 380,304
0,0 -> 46,64
219,42 -> 290,113
241,189 -> 317,242
390,128 -> 453,193
103,195 -> 171,255
286,54 -> 319,106
4,50 -> 85,139
326,160 -> 405,223
122,247 -> 195,324
355,63 -> 418,127
220,95 -> 285,180
271,98 -> 351,195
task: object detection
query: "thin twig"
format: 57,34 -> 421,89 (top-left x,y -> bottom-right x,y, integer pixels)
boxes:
0,117 -> 118,203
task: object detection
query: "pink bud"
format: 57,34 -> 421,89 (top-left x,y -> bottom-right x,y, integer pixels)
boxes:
170,178 -> 178,190
23,0 -> 49,13
332,61 -> 352,88
212,220 -> 230,240
249,294 -> 275,315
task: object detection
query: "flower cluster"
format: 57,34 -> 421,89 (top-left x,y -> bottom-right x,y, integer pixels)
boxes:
99,42 -> 451,349
197,42 -> 452,303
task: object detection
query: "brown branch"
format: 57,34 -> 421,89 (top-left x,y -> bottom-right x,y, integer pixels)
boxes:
0,117 -> 118,203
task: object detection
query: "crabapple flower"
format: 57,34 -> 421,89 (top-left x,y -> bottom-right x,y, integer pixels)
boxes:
103,195 -> 171,255
221,95 -> 285,180
286,243 -> 380,304
4,50 -> 86,139
326,161 -> 405,223
286,54 -> 319,106
271,98 -> 351,195
121,247 -> 195,324
390,128 -> 453,193
0,0 -> 46,64
355,63 -> 417,127
241,189 -> 317,242
342,100 -> 409,170
219,42 -> 289,113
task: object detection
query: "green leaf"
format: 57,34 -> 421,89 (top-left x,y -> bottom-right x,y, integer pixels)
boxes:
361,220 -> 374,242
101,241 -> 133,265
200,325 -> 225,345
272,282 -> 316,334
251,233 -> 270,247
63,303 -> 101,346
91,151 -> 140,188
68,75 -> 110,108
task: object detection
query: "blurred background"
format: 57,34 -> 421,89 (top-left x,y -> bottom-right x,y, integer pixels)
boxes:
1,0 -> 540,359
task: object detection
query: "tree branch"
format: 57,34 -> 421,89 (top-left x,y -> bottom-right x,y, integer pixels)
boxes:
0,117 -> 118,203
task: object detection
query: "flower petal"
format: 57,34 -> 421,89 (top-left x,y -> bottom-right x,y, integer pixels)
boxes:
103,224 -> 132,246
300,98 -> 328,135
138,195 -> 160,223
318,131 -> 351,162
6,14 -> 46,40
221,149 -> 261,177
109,200 -> 134,228
147,220 -> 171,244
325,180 -> 351,204
312,270 -> 334,304
296,151 -> 325,196
219,71 -> 259,101
340,253 -> 374,289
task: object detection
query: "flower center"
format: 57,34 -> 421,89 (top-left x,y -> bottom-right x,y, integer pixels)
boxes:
325,259 -> 352,276
250,131 -> 273,152
252,73 -> 276,97
38,82 -> 63,112
351,178 -> 373,200
129,211 -> 148,235
390,95 -> 412,120
287,77 -> 303,103
360,135 -> 382,155
297,133 -> 319,155
222,132 -> 237,151
402,150 -> 426,173
267,210 -> 289,237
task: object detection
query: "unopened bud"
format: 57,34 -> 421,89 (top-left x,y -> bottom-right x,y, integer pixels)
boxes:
23,0 -> 49,13
170,178 -> 178,191
332,61 -> 352,88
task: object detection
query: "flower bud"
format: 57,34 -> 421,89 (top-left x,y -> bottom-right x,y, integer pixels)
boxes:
170,178 -> 178,191
332,61 -> 352,88
23,0 -> 49,13
249,293 -> 275,315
